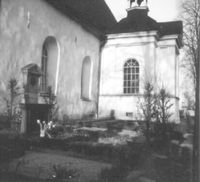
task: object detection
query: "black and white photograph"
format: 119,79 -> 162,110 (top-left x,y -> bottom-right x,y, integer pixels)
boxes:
0,0 -> 198,181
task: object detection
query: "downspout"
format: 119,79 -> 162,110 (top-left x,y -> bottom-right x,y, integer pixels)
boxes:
96,38 -> 106,118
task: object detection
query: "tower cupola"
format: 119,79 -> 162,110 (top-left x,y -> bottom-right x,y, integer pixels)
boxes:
126,0 -> 149,17
127,0 -> 148,9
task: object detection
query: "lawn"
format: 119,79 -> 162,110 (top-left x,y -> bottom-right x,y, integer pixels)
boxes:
0,173 -> 46,182
0,119 -> 193,182
3,151 -> 111,182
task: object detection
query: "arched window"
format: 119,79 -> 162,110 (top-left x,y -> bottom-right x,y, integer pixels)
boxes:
41,45 -> 48,91
81,56 -> 91,100
41,36 -> 59,93
124,59 -> 139,94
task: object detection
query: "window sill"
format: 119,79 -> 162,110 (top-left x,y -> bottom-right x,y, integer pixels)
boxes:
123,93 -> 140,96
100,93 -> 143,97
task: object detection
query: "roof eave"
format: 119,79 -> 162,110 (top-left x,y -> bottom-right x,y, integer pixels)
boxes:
159,34 -> 183,48
44,0 -> 106,41
60,6 -> 106,41
107,30 -> 159,39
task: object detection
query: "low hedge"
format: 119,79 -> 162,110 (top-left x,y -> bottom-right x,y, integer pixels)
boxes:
0,132 -> 26,162
65,141 -> 148,167
24,135 -> 149,167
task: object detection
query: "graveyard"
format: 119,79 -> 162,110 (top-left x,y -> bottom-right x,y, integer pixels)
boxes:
0,117 -> 193,182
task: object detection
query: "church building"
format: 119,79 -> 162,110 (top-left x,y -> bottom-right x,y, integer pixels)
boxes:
98,0 -> 183,121
0,0 -> 183,133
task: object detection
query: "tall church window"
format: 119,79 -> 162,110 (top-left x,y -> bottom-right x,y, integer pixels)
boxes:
41,36 -> 59,94
124,59 -> 139,94
81,56 -> 92,100
41,45 -> 47,91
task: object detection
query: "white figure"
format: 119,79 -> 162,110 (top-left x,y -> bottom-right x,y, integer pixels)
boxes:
46,121 -> 53,138
37,119 -> 54,138
37,119 -> 41,125
36,119 -> 46,137
37,120 -> 43,137
48,121 -> 53,130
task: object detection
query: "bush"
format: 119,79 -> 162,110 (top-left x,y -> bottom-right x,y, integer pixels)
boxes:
0,114 -> 10,129
94,143 -> 149,182
0,132 -> 26,161
25,137 -> 67,150
150,122 -> 184,153
73,129 -> 100,142
52,164 -> 78,181
154,155 -> 191,182
65,140 -> 149,169
96,165 -> 128,182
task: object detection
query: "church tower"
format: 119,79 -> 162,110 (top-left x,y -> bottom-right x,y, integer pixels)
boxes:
126,0 -> 149,17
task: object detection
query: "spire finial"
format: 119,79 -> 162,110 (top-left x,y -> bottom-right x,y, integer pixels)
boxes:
129,0 -> 148,8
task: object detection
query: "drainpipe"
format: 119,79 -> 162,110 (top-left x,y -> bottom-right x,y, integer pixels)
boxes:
96,38 -> 106,119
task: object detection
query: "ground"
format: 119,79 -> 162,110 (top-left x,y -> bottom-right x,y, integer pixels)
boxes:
3,150 -> 110,182
0,148 -> 192,182
0,119 -> 193,182
0,149 -> 156,182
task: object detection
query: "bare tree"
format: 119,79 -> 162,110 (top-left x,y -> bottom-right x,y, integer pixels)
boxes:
7,78 -> 20,117
1,78 -> 20,126
183,91 -> 195,110
181,1 -> 200,181
181,0 -> 200,87
156,88 -> 173,124
139,83 -> 174,145
140,82 -> 156,142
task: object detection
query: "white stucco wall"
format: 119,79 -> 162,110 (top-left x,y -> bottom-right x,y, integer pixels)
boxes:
0,0 -> 100,119
156,37 -> 178,96
99,32 -> 157,120
156,36 -> 180,122
99,32 -> 180,122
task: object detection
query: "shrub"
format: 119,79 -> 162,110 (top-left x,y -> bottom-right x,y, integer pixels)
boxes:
3,78 -> 20,128
52,164 -> 78,181
150,122 -> 184,153
94,143 -> 149,182
106,122 -> 123,133
139,82 -> 156,143
0,113 -> 10,128
65,140 -> 149,169
96,165 -> 128,182
0,132 -> 26,161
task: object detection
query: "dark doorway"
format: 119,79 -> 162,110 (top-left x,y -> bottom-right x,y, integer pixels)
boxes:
26,104 -> 50,134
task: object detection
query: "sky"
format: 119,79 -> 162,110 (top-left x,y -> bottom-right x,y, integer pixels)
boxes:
105,0 -> 183,22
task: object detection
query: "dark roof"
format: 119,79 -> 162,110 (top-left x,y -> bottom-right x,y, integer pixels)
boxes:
158,21 -> 183,36
109,7 -> 183,38
43,0 -> 117,39
109,8 -> 158,34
